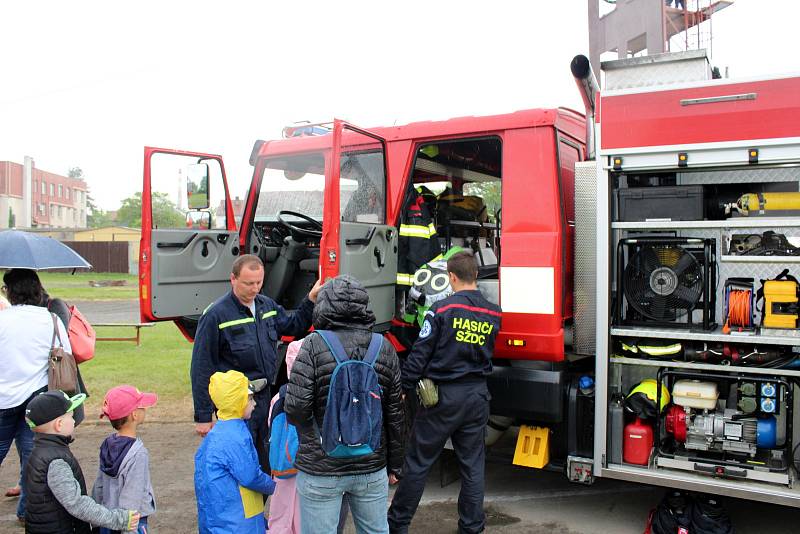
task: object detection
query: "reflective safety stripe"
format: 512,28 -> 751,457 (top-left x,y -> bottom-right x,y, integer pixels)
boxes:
621,343 -> 638,353
396,273 -> 413,285
218,317 -> 255,330
399,223 -> 437,238
639,343 -> 682,356
261,310 -> 277,320
203,302 -> 215,315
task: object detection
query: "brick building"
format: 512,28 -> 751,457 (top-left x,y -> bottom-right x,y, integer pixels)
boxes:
0,157 -> 88,229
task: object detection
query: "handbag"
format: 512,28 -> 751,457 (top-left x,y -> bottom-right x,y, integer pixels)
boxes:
47,313 -> 78,395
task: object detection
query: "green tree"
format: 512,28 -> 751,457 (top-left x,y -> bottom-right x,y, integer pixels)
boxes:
85,193 -> 113,228
464,181 -> 501,221
116,192 -> 185,229
68,167 -> 84,180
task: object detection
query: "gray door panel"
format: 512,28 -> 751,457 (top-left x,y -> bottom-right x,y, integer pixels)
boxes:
150,229 -> 238,318
338,222 -> 397,326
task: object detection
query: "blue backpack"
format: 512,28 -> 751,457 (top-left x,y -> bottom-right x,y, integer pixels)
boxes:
316,330 -> 384,458
269,384 -> 299,479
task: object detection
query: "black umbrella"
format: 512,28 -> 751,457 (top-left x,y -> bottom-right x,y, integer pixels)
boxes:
0,230 -> 91,270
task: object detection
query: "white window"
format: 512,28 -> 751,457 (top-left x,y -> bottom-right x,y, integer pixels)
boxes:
42,182 -> 46,195
66,187 -> 70,199
39,203 -> 44,215
50,204 -> 55,217
50,184 -> 54,196
58,184 -> 63,197
58,205 -> 63,217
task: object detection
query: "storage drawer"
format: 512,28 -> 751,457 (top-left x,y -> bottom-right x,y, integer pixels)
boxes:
617,186 -> 703,221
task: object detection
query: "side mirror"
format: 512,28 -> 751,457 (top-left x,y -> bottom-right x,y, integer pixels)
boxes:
186,210 -> 212,230
186,163 -> 210,210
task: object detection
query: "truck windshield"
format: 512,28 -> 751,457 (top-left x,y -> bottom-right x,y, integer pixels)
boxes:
255,150 -> 384,223
256,152 -> 327,220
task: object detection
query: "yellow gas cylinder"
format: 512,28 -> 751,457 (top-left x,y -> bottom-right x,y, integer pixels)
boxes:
738,192 -> 800,215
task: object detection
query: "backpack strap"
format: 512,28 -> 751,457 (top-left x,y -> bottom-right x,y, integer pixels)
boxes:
363,334 -> 384,367
316,330 -> 349,364
317,330 -> 383,366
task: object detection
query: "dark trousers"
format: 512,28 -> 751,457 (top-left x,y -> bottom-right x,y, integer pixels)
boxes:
0,386 -> 47,519
388,381 -> 490,534
247,387 -> 272,473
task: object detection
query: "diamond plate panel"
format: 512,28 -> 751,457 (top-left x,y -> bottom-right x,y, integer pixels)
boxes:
603,51 -> 710,91
574,161 -> 598,355
678,167 -> 800,186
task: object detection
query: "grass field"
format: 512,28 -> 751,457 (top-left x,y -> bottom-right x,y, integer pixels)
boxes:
79,321 -> 195,422
37,272 -> 139,301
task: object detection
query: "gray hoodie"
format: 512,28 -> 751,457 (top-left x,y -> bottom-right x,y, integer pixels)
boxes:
92,436 -> 156,518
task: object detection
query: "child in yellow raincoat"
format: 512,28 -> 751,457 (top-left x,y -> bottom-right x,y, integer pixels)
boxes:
194,370 -> 275,533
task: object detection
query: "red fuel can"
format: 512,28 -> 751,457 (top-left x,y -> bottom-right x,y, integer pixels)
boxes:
623,418 -> 653,465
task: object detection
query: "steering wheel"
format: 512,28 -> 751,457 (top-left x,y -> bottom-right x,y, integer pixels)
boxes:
277,210 -> 323,240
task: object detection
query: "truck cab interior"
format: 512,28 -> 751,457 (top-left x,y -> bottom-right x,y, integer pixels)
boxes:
401,137 -> 502,306
247,152 -> 325,310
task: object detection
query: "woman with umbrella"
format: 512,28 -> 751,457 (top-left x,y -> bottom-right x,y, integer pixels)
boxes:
0,269 -> 73,522
0,231 -> 91,523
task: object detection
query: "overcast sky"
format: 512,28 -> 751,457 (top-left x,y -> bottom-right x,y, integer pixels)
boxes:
0,0 -> 797,211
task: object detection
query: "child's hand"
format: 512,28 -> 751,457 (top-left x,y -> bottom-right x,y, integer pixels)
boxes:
195,422 -> 215,437
126,511 -> 141,531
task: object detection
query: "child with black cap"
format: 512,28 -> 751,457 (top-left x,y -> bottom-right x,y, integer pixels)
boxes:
24,390 -> 140,534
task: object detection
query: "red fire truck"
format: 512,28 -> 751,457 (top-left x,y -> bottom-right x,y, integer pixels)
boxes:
140,50 -> 800,505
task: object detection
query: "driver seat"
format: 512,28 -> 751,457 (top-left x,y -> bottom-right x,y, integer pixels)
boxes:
298,248 -> 320,272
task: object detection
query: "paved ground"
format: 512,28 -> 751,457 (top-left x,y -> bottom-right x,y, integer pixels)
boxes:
73,299 -> 140,324
4,300 -> 800,532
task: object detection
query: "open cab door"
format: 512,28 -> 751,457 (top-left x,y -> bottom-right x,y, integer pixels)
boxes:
140,147 -> 239,324
320,120 -> 398,328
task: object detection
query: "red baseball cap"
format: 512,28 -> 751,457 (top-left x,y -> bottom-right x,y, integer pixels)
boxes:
101,385 -> 158,420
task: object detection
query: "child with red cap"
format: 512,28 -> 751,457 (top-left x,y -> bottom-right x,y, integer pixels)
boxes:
92,385 -> 158,534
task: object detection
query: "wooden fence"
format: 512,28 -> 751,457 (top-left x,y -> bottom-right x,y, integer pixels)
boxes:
63,241 -> 130,273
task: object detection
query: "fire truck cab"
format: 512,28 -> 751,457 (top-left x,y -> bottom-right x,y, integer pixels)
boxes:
139,108 -> 592,467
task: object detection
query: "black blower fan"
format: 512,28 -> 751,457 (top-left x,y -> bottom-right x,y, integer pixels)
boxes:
615,237 -> 716,330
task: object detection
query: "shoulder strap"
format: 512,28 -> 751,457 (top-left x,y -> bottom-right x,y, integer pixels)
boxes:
316,330 -> 348,365
363,333 -> 384,367
50,313 -> 63,349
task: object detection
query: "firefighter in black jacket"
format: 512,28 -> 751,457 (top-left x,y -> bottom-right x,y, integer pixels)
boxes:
388,251 -> 502,534
397,187 -> 439,287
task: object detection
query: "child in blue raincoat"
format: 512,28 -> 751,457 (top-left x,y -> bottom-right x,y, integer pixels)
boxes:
195,370 -> 275,533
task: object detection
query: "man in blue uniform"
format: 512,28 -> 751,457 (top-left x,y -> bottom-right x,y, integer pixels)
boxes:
191,254 -> 321,470
388,251 -> 501,534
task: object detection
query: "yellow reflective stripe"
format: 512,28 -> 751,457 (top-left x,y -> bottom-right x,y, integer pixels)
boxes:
399,225 -> 433,238
639,343 -> 682,356
428,223 -> 436,236
621,343 -> 638,353
261,310 -> 277,320
396,273 -> 413,285
218,317 -> 255,330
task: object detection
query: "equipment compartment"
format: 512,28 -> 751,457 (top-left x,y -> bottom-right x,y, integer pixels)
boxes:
616,185 -> 704,222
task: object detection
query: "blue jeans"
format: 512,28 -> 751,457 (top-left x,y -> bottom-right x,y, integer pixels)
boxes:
0,393 -> 39,519
297,469 -> 389,534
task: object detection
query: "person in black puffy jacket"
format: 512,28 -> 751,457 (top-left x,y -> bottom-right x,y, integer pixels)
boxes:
285,275 -> 404,534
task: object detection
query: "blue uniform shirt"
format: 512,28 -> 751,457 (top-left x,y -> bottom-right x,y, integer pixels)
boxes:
402,289 -> 502,391
190,291 -> 314,423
